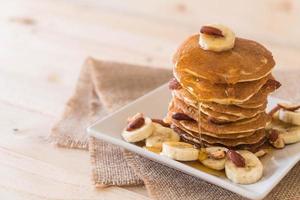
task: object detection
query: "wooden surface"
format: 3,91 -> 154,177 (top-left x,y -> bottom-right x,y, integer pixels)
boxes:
1,0 -> 299,199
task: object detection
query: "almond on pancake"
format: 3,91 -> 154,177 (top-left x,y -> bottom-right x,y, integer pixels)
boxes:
173,35 -> 275,84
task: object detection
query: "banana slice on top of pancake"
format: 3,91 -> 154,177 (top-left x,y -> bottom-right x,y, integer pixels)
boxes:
199,24 -> 235,52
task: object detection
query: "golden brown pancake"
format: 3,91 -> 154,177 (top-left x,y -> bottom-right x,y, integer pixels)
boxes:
201,102 -> 266,118
175,72 -> 271,104
176,125 -> 266,147
168,103 -> 271,134
173,125 -> 267,149
236,79 -> 280,108
173,95 -> 262,122
173,89 -> 266,117
169,117 -> 259,139
172,77 -> 279,108
173,35 -> 275,84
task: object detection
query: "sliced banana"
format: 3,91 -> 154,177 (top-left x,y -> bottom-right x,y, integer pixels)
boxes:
145,123 -> 180,148
225,150 -> 263,184
122,117 -> 153,142
201,147 -> 228,171
278,109 -> 300,126
199,24 -> 235,52
254,149 -> 267,158
281,127 -> 300,144
143,146 -> 161,154
161,142 -> 199,161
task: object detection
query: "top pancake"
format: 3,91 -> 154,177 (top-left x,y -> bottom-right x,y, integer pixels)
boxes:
173,34 -> 275,84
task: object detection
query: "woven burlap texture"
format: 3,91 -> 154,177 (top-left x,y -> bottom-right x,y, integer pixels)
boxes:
50,58 -> 300,199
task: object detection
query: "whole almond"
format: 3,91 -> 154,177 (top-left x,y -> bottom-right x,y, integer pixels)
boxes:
126,117 -> 145,131
268,129 -> 279,142
265,79 -> 281,90
200,26 -> 224,37
168,78 -> 182,90
172,113 -> 195,121
152,118 -> 170,128
227,150 -> 246,167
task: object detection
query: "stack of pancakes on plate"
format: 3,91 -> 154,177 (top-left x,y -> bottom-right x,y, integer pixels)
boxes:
166,34 -> 281,151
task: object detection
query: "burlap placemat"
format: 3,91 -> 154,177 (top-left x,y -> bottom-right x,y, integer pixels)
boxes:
50,57 -> 300,199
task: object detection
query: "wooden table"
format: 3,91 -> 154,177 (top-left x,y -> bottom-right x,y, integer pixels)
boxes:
1,0 -> 299,199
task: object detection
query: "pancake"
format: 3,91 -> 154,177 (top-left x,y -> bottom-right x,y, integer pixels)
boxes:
168,103 -> 271,134
175,71 -> 271,104
173,125 -> 267,149
170,117 -> 259,139
202,102 -> 266,118
173,95 -> 242,121
173,34 -> 275,84
236,79 -> 281,108
172,78 -> 280,109
174,125 -> 266,147
173,89 -> 266,117
173,95 -> 261,122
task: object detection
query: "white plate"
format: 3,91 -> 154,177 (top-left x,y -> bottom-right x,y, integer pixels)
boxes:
87,84 -> 300,200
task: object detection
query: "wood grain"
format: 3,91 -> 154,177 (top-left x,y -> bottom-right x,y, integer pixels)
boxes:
0,0 -> 299,199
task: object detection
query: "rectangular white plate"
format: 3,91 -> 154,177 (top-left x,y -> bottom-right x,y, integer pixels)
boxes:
87,84 -> 300,200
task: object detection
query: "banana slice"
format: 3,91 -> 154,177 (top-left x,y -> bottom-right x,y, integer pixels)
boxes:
281,127 -> 300,144
225,150 -> 263,184
199,24 -> 235,52
143,146 -> 161,154
161,142 -> 199,161
278,109 -> 300,126
201,147 -> 228,171
254,149 -> 267,158
145,123 -> 180,148
122,117 -> 153,142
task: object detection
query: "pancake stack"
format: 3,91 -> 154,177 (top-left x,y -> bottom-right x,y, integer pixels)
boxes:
166,33 -> 281,151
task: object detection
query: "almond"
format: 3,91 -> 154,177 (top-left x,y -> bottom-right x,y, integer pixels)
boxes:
268,129 -> 279,142
200,26 -> 224,37
265,79 -> 281,90
126,117 -> 145,131
152,119 -> 170,128
168,78 -> 182,90
172,113 -> 195,121
268,129 -> 285,149
227,150 -> 245,167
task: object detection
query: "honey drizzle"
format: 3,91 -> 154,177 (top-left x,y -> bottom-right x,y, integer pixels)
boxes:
197,99 -> 204,149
